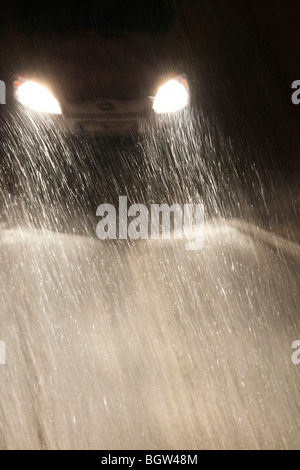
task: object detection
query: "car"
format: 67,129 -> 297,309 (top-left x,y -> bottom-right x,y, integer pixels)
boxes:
0,0 -> 190,136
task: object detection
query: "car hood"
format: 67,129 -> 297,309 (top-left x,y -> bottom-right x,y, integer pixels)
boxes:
2,27 -> 184,101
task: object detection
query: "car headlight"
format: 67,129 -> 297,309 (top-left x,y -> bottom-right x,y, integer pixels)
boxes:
153,74 -> 189,114
13,75 -> 62,114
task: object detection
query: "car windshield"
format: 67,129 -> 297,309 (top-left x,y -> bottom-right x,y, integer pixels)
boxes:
6,0 -> 177,36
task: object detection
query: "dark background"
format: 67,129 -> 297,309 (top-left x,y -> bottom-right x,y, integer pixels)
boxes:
179,0 -> 300,174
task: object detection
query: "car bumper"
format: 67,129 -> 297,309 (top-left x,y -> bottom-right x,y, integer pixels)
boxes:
60,96 -> 153,136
